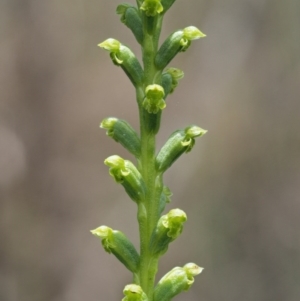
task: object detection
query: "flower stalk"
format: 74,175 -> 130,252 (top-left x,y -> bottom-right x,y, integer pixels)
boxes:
92,1 -> 206,300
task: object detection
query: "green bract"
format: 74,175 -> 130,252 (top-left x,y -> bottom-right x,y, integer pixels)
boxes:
94,1 -> 207,300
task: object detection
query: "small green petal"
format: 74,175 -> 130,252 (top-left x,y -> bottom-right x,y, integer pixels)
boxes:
183,263 -> 204,277
104,155 -> 125,169
98,38 -> 121,52
110,52 -> 123,64
122,284 -> 148,301
185,126 -> 207,138
100,117 -> 118,129
165,67 -> 184,80
140,0 -> 164,17
90,225 -> 112,239
145,84 -> 165,99
183,26 -> 206,40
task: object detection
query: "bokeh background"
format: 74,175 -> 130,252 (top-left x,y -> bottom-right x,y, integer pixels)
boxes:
1,0 -> 300,300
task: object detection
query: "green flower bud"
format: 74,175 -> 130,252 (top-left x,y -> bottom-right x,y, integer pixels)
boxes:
143,84 -> 166,114
153,263 -> 204,301
99,38 -> 144,86
91,226 -> 140,273
150,208 -> 187,256
116,4 -> 144,44
155,26 -> 206,70
161,0 -> 176,13
158,185 -> 172,214
162,67 -> 184,94
104,155 -> 146,203
161,73 -> 172,97
140,0 -> 163,17
100,117 -> 141,158
156,125 -> 207,173
122,284 -> 148,301
141,84 -> 165,134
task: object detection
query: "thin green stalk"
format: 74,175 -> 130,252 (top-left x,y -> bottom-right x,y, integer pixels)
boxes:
137,14 -> 164,299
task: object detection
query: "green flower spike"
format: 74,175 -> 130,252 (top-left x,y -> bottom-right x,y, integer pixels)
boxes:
143,84 -> 166,114
161,67 -> 184,95
122,284 -> 148,301
91,226 -> 140,273
98,39 -> 144,86
153,263 -> 204,301
150,208 -> 187,256
116,4 -> 144,44
140,0 -> 164,17
100,117 -> 141,158
156,125 -> 207,173
155,26 -> 206,69
104,155 -> 146,203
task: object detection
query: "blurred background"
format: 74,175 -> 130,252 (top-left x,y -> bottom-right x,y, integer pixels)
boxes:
1,0 -> 300,300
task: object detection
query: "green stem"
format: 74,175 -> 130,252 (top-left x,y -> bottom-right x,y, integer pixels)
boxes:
136,13 -> 164,301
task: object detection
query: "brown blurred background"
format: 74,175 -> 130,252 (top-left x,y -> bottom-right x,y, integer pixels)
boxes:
1,0 -> 300,300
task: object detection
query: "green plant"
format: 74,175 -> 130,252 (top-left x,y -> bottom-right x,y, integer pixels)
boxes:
91,1 -> 206,300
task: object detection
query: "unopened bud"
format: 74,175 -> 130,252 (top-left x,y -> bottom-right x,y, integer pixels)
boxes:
161,67 -> 184,95
99,38 -> 144,86
116,4 -> 144,44
100,118 -> 141,158
155,26 -> 206,70
156,126 -> 207,173
150,208 -> 187,256
104,155 -> 146,203
91,226 -> 140,273
153,263 -> 203,301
